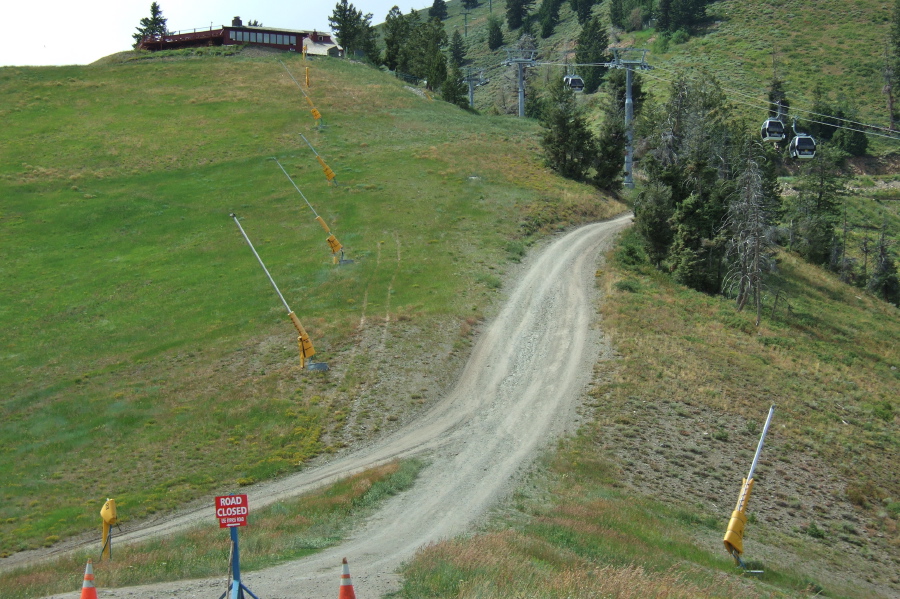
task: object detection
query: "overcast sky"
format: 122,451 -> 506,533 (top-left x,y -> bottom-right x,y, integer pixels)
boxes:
1,0 -> 430,67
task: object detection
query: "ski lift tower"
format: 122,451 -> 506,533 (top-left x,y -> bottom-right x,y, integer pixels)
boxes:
611,48 -> 651,188
463,68 -> 489,109
503,48 -> 538,118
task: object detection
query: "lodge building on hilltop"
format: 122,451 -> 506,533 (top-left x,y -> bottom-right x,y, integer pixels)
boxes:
138,16 -> 342,57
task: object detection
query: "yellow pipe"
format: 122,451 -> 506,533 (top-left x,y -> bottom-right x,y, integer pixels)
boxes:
723,478 -> 754,559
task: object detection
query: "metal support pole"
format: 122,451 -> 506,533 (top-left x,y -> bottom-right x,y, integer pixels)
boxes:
229,526 -> 242,599
624,65 -> 634,189
219,526 -> 260,599
746,405 -> 776,486
468,77 -> 475,108
517,62 -> 526,118
230,213 -> 292,315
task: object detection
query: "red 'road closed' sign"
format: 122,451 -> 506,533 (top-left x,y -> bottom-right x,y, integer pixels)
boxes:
215,494 -> 249,528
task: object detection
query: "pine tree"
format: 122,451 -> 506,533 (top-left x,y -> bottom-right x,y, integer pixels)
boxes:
462,0 -> 480,8
429,0 -> 449,20
783,144 -> 846,265
609,0 -> 625,28
328,0 -> 379,62
383,7 -> 408,70
442,60 -> 469,108
540,78 -> 597,180
506,0 -> 529,30
537,0 -> 563,37
449,30 -> 466,66
132,2 -> 168,48
487,16 -> 504,50
868,228 -> 900,303
575,17 -> 609,94
405,18 -> 448,90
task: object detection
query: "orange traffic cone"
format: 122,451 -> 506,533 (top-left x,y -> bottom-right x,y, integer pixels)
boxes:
80,559 -> 98,599
338,557 -> 356,599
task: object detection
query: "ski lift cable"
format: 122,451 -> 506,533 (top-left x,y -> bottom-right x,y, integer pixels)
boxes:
648,63 -> 899,137
641,67 -> 900,142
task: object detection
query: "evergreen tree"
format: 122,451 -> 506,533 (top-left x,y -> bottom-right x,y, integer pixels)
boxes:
462,0 -> 480,8
868,228 -> 900,304
540,78 -> 598,180
329,0 -> 379,60
783,144 -> 846,265
537,0 -> 564,37
132,2 -> 168,47
575,17 -> 609,94
891,0 -> 900,77
606,68 -> 646,116
636,74 -> 740,294
383,6 -> 411,71
569,0 -> 596,24
487,16 -> 504,50
396,10 -> 422,74
429,0 -> 449,20
592,85 -> 627,189
656,0 -> 672,32
506,0 -> 529,30
609,0 -> 625,28
405,18 -> 448,90
449,30 -> 466,66
442,60 -> 469,108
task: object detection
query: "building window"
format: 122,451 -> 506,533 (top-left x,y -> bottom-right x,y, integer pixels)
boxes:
263,33 -> 270,44
290,35 -> 296,45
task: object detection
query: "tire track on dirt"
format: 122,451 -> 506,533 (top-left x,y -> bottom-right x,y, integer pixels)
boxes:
37,214 -> 632,599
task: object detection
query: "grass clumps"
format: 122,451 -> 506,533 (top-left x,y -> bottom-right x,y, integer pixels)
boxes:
0,459 -> 423,599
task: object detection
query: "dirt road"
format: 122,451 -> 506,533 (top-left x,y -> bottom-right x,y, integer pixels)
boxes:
44,214 -> 632,599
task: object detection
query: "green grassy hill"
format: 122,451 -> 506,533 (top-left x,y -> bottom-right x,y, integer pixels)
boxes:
418,0 -> 898,153
0,52 -> 623,558
1,1 -> 899,595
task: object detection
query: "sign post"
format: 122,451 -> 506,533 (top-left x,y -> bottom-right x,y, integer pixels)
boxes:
215,495 -> 259,599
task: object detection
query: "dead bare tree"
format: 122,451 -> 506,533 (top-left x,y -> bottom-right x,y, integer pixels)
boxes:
724,141 -> 776,326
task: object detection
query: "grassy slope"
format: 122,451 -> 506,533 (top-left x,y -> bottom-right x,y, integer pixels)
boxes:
2,0 -> 899,595
0,52 -> 624,556
418,0 -> 896,154
394,2 -> 899,598
400,228 -> 899,599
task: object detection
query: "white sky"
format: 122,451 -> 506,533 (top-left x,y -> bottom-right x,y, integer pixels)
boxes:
1,0 -> 430,67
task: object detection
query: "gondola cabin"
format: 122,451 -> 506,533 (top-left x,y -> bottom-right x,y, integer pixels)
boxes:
760,119 -> 786,143
789,134 -> 817,160
563,74 -> 585,92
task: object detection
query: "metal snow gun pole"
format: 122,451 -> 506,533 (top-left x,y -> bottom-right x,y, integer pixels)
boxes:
723,404 -> 775,570
272,157 -> 351,265
299,133 -> 337,185
230,213 -> 327,371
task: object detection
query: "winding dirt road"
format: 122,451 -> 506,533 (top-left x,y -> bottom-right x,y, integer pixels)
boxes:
43,214 -> 631,599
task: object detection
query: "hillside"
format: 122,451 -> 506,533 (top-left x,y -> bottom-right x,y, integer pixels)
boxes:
416,0 -> 898,155
0,51 -> 624,560
1,2 -> 899,597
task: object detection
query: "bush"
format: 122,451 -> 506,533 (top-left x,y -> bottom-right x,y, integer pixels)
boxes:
671,29 -> 689,44
614,279 -> 641,293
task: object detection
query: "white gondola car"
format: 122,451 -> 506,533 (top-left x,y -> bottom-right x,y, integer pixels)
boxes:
789,134 -> 817,160
563,74 -> 585,92
760,118 -> 786,143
